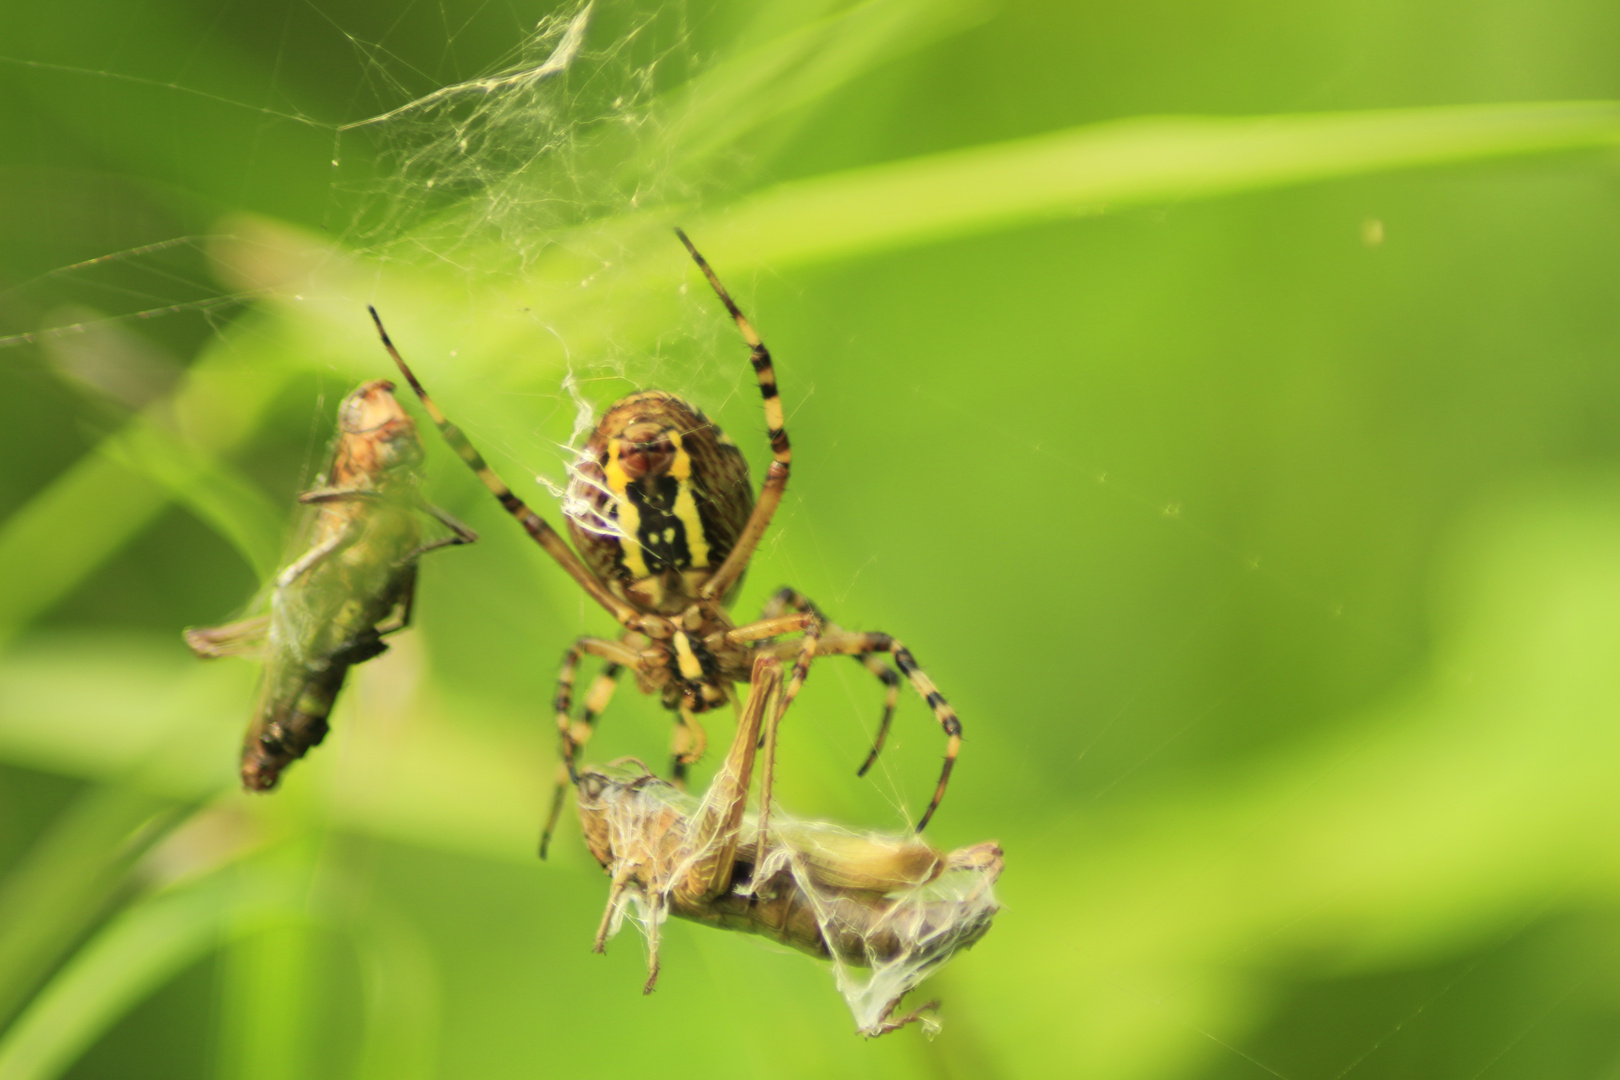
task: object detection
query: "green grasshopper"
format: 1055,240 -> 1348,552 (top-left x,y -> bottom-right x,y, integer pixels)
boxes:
578,656 -> 1003,1037
185,379 -> 476,790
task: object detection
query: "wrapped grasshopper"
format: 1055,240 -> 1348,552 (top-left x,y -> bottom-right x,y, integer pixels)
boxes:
578,657 -> 1003,1036
185,379 -> 475,790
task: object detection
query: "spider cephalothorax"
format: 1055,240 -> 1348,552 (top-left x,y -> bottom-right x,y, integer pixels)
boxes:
372,229 -> 963,857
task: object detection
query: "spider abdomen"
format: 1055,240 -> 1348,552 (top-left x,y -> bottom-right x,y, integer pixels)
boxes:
566,391 -> 753,614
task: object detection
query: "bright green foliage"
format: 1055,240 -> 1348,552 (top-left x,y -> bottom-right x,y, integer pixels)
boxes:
4,0 -> 1620,1077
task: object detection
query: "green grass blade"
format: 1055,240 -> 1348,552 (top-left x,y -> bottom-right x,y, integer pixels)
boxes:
213,926 -> 314,1080
657,0 -> 984,171
100,424 -> 285,582
0,461 -> 169,655
692,101 -> 1620,266
0,337 -> 295,650
0,868 -> 314,1080
350,907 -> 440,1080
0,636 -> 242,797
0,788 -> 181,1031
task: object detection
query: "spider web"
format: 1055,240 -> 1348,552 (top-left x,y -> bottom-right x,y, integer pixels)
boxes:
331,2 -> 678,271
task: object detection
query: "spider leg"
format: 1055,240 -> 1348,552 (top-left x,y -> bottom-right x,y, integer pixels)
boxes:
368,307 -> 644,630
676,231 -> 792,605
553,638 -> 641,785
539,763 -> 572,861
777,615 -> 821,734
759,587 -> 900,774
720,612 -> 818,645
853,655 -> 903,777
540,659 -> 626,859
795,631 -> 962,833
711,609 -> 821,749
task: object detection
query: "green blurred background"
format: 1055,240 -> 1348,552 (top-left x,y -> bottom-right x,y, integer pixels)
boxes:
5,0 -> 1620,1076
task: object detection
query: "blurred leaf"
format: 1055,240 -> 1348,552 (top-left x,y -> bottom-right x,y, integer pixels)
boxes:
0,464 -> 169,655
655,0 -> 986,172
215,925 -> 316,1080
0,346 -> 294,650
100,422 -> 285,582
0,787 -> 181,1030
0,635 -> 545,864
694,101 -> 1620,265
947,486 -> 1620,1075
217,102 -> 1620,400
0,866 -> 315,1080
0,636 -> 241,794
349,905 -> 440,1080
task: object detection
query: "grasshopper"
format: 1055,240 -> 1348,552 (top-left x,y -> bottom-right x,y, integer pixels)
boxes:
578,656 -> 1003,1037
185,379 -> 476,790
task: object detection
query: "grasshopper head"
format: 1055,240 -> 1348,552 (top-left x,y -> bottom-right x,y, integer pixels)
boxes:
334,380 -> 424,483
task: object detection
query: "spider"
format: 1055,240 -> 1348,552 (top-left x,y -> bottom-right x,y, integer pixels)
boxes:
369,230 -> 962,854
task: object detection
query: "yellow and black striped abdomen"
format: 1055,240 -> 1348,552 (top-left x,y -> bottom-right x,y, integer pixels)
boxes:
566,392 -> 753,613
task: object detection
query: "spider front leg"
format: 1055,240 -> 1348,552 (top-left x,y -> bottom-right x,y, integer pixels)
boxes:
760,587 -> 901,776
370,307 -> 647,631
774,630 -> 963,832
677,230 -> 793,606
545,638 -> 642,853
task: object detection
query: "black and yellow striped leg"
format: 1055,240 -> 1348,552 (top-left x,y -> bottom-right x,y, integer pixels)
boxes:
540,660 -> 626,859
759,587 -> 901,776
775,615 -> 822,739
538,765 -> 571,861
853,655 -> 903,777
677,231 -> 793,605
553,638 -> 639,780
784,630 -> 962,832
716,609 -> 821,748
368,307 -> 643,629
